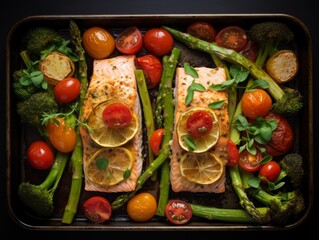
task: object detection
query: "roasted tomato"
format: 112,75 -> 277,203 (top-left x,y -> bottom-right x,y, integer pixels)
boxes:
165,199 -> 192,225
143,28 -> 174,56
126,192 -> 157,222
150,128 -> 164,156
215,26 -> 248,52
186,110 -> 213,137
259,160 -> 281,184
82,26 -> 115,59
227,139 -> 239,167
262,112 -> 294,156
239,149 -> 263,172
135,54 -> 163,89
239,40 -> 259,62
83,196 -> 112,223
241,88 -> 272,120
102,102 -> 132,128
54,77 -> 81,104
115,26 -> 143,55
45,117 -> 77,153
187,21 -> 216,42
26,140 -> 54,170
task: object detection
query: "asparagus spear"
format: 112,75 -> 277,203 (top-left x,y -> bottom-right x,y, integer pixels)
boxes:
62,19 -> 88,224
155,48 -> 181,216
111,48 -> 181,211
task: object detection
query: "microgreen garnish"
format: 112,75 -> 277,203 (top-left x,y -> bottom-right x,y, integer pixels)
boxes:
184,62 -> 199,78
208,100 -> 226,109
123,169 -> 131,179
96,157 -> 109,171
183,135 -> 196,151
185,80 -> 206,105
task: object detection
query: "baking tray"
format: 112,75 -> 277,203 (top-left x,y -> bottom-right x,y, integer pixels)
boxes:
6,14 -> 314,231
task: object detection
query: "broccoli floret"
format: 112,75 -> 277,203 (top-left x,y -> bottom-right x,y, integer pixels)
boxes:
18,152 -> 69,217
275,153 -> 304,189
247,188 -> 305,225
17,92 -> 59,126
24,27 -> 60,57
12,70 -> 40,100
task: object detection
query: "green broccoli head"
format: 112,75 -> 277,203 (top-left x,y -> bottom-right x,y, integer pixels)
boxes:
16,92 -> 59,126
278,153 -> 304,188
18,182 -> 54,217
271,87 -> 303,116
12,70 -> 41,100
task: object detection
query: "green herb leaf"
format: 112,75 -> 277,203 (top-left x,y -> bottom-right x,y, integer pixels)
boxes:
184,62 -> 199,78
185,80 -> 206,105
248,176 -> 261,189
123,169 -> 131,179
208,100 -> 225,109
249,79 -> 270,90
183,136 -> 196,151
96,157 -> 109,171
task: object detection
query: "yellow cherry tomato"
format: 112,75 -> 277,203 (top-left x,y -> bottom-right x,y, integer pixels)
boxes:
126,192 -> 157,222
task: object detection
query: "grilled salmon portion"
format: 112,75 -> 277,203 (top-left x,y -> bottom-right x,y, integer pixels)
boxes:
170,67 -> 230,193
80,55 -> 143,192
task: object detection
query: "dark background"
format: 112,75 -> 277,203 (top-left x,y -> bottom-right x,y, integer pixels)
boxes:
1,0 -> 317,239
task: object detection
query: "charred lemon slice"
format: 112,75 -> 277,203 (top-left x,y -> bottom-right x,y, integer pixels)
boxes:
180,152 -> 224,185
176,107 -> 220,153
87,99 -> 139,148
85,147 -> 134,187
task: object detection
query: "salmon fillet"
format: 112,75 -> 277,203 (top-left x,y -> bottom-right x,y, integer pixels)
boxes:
170,67 -> 230,193
80,55 -> 143,192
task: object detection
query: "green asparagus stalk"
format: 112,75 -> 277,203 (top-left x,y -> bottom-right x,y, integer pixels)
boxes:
135,69 -> 156,180
190,204 -> 270,223
155,48 -> 181,216
62,19 -> 88,224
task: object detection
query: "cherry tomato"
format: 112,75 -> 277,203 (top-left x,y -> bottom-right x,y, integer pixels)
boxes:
150,128 -> 164,156
126,192 -> 157,222
143,28 -> 174,56
262,112 -> 294,156
115,26 -> 143,55
45,117 -> 77,153
135,54 -> 163,89
259,161 -> 281,184
239,149 -> 263,172
26,140 -> 54,170
241,88 -> 272,120
102,102 -> 132,129
186,110 -> 213,138
83,196 -> 112,223
165,199 -> 192,225
239,40 -> 259,62
82,26 -> 115,59
227,139 -> 239,167
54,77 -> 81,104
215,26 -> 248,52
187,21 -> 216,42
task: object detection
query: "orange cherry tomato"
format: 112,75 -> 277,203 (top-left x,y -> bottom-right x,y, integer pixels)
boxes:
45,117 -> 77,153
241,88 -> 272,120
150,128 -> 164,156
82,26 -> 115,59
102,102 -> 132,129
83,196 -> 112,223
143,28 -> 174,56
126,192 -> 157,222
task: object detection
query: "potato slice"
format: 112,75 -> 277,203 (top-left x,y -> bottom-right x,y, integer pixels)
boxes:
265,50 -> 298,83
40,52 -> 75,85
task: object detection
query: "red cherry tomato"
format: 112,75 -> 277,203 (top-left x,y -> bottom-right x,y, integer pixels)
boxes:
136,54 -> 163,89
26,140 -> 54,170
215,26 -> 248,52
54,77 -> 81,104
165,199 -> 192,225
239,40 -> 259,62
143,28 -> 174,56
187,21 -> 216,42
263,112 -> 294,156
186,110 -> 213,138
150,128 -> 164,156
227,139 -> 239,167
102,102 -> 132,129
45,117 -> 77,153
239,149 -> 263,172
259,161 -> 281,184
83,196 -> 112,223
115,26 -> 143,55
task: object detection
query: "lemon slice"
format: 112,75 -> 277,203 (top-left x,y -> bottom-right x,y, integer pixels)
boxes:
85,147 -> 134,187
87,99 -> 139,147
180,152 -> 224,185
176,107 -> 220,153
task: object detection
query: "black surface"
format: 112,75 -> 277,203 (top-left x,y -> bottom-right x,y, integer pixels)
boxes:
1,0 -> 317,239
